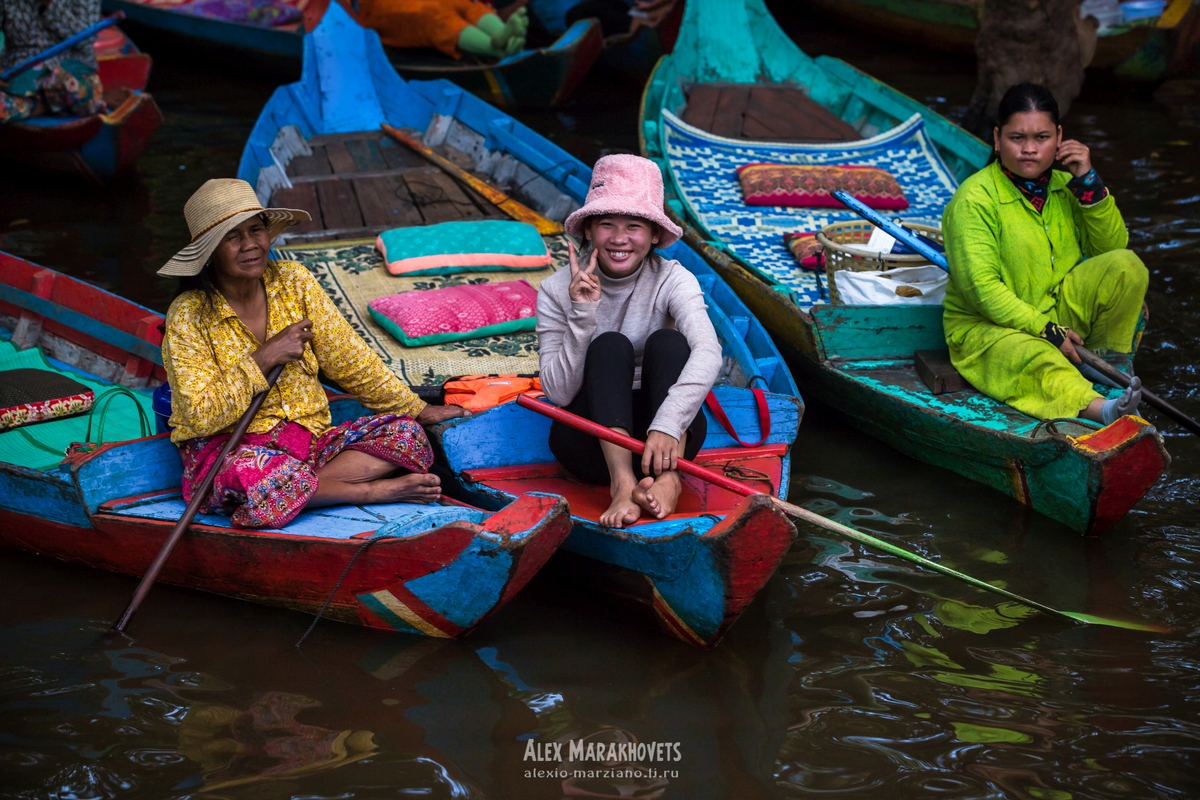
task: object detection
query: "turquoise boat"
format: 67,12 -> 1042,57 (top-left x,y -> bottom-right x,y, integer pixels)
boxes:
639,0 -> 1169,537
237,3 -> 804,647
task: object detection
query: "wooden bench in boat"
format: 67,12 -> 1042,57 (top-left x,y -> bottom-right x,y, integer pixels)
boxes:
270,131 -> 508,244
681,84 -> 861,143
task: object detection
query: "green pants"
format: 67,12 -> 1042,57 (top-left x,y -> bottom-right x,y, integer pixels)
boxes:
948,250 -> 1148,420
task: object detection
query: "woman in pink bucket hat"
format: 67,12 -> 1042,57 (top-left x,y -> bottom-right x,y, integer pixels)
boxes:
537,154 -> 722,528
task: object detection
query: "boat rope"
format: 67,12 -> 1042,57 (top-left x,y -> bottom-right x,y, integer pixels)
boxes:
295,529 -> 396,649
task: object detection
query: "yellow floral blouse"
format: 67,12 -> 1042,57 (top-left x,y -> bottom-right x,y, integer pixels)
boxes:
162,259 -> 425,444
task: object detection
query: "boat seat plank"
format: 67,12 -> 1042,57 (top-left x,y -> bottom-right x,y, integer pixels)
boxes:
743,87 -> 861,142
404,171 -> 465,224
315,178 -> 365,230
325,141 -> 359,174
289,145 -> 332,177
430,172 -> 484,220
682,84 -> 721,132
345,139 -> 389,173
353,174 -> 423,228
710,86 -> 750,138
271,184 -> 323,233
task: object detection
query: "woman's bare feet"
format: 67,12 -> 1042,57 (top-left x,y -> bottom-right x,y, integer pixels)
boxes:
632,471 -> 682,520
310,472 -> 441,508
601,479 -> 642,528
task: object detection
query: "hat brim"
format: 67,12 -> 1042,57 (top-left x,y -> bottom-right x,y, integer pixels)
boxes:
563,199 -> 683,249
157,207 -> 311,277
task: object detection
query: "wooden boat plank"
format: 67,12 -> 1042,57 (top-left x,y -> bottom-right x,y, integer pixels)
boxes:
271,184 -> 324,233
289,145 -> 332,177
346,139 -> 389,173
353,174 -> 424,228
403,171 -> 464,224
744,87 -> 861,141
325,141 -> 359,174
429,172 -> 485,220
682,83 -> 721,131
710,86 -> 750,138
315,178 -> 365,230
380,138 -> 428,171
308,130 -> 385,146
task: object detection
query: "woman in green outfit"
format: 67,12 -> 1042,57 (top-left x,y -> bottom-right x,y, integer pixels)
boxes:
942,82 -> 1146,425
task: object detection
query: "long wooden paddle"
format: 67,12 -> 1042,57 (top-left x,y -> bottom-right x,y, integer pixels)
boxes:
113,363 -> 285,632
380,123 -> 564,236
516,394 -> 1165,632
831,189 -> 1197,437
0,12 -> 124,82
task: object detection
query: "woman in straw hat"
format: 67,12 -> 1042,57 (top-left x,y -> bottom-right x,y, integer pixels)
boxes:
159,179 -> 466,529
537,154 -> 722,529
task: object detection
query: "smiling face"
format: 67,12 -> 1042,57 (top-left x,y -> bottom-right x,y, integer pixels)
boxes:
585,214 -> 657,279
210,215 -> 271,286
994,110 -> 1062,179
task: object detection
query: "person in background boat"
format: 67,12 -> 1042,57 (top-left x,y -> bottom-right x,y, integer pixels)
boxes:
942,82 -> 1148,426
158,179 -> 467,530
0,0 -> 105,123
355,0 -> 528,60
537,154 -> 722,529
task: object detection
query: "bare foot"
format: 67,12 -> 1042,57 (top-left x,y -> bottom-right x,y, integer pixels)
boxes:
632,472 -> 682,520
368,473 -> 441,504
601,482 -> 642,528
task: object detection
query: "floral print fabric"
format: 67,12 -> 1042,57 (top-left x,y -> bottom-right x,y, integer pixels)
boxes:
179,414 -> 434,529
0,59 -> 102,123
737,163 -> 910,211
162,259 -> 426,444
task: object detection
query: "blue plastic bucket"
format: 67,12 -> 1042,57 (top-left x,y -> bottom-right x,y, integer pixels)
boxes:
152,382 -> 173,434
1121,1 -> 1167,21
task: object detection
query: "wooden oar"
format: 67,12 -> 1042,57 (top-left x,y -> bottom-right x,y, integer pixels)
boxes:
113,364 -> 285,632
0,12 -> 124,82
380,123 -> 564,236
516,394 -> 1166,633
831,189 -> 1197,438
1075,345 -> 1200,436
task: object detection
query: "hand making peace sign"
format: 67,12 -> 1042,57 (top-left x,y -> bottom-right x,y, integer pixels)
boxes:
568,241 -> 601,304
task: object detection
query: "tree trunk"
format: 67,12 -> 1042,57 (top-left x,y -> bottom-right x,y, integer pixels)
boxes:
963,0 -> 1098,139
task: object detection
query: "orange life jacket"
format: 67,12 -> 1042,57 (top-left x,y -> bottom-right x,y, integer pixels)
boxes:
443,375 -> 543,412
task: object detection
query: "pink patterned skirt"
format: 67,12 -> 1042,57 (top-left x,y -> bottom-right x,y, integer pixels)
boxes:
179,414 -> 433,529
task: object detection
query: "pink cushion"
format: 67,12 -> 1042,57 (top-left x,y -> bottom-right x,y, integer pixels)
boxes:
368,280 -> 539,347
737,163 -> 910,210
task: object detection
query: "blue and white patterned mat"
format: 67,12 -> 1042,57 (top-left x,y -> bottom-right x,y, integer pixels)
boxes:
662,111 -> 960,309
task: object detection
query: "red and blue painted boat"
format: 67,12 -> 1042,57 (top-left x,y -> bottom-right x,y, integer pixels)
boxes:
0,251 -> 573,636
236,4 -> 804,647
0,26 -> 162,183
102,0 -> 602,108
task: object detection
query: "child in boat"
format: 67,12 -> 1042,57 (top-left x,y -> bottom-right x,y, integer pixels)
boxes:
0,0 -> 105,123
942,82 -> 1147,425
355,0 -> 528,59
537,154 -> 722,529
158,179 -> 466,529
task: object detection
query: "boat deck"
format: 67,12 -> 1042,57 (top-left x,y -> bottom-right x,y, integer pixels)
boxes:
271,131 -> 508,244
681,84 -> 860,142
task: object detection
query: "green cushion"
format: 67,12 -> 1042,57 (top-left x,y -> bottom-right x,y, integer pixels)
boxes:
376,220 -> 551,277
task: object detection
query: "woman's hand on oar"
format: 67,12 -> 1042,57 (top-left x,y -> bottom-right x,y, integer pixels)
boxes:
514,394 -> 1167,633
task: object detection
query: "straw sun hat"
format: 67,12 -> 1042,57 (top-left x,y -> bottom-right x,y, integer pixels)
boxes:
157,179 -> 311,277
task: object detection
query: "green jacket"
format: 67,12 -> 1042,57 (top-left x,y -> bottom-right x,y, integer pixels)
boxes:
942,160 -> 1128,342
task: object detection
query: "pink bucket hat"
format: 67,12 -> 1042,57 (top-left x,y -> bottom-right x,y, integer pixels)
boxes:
564,154 -> 683,248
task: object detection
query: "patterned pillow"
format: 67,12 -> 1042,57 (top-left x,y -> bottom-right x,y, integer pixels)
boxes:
737,164 -> 909,210
0,369 -> 94,432
368,280 -> 539,347
782,232 -> 825,272
178,0 -> 301,27
377,220 -> 552,277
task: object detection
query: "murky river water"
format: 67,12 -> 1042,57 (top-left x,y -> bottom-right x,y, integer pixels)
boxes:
1,5 -> 1198,798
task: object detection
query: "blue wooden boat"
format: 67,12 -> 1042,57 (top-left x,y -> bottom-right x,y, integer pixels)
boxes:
236,3 -> 803,646
638,0 -> 1170,537
101,0 -> 603,108
0,251 -> 573,636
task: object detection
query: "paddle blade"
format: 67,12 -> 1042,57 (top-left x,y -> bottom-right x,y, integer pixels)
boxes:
1061,612 -> 1170,633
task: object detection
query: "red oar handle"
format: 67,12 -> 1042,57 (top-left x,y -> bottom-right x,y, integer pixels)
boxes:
515,394 -> 761,498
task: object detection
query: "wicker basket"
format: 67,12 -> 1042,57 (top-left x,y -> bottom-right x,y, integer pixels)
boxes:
817,221 -> 944,304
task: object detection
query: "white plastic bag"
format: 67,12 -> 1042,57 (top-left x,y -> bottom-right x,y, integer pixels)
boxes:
835,265 -> 948,306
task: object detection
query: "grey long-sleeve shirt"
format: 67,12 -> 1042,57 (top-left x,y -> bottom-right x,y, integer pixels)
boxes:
536,254 -> 723,441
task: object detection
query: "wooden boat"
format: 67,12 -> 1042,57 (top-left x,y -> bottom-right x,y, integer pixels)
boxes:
0,26 -> 162,183
237,3 -> 803,646
102,0 -> 603,108
0,250 -> 573,635
639,0 -> 1169,537
792,0 -> 1200,81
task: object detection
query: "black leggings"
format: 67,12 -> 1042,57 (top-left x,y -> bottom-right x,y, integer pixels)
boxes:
549,329 -> 707,485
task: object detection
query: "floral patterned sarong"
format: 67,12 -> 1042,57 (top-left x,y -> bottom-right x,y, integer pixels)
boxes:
179,414 -> 433,529
0,59 -> 104,123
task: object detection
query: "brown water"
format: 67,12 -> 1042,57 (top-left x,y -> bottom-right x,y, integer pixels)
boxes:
2,8 -> 1199,799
